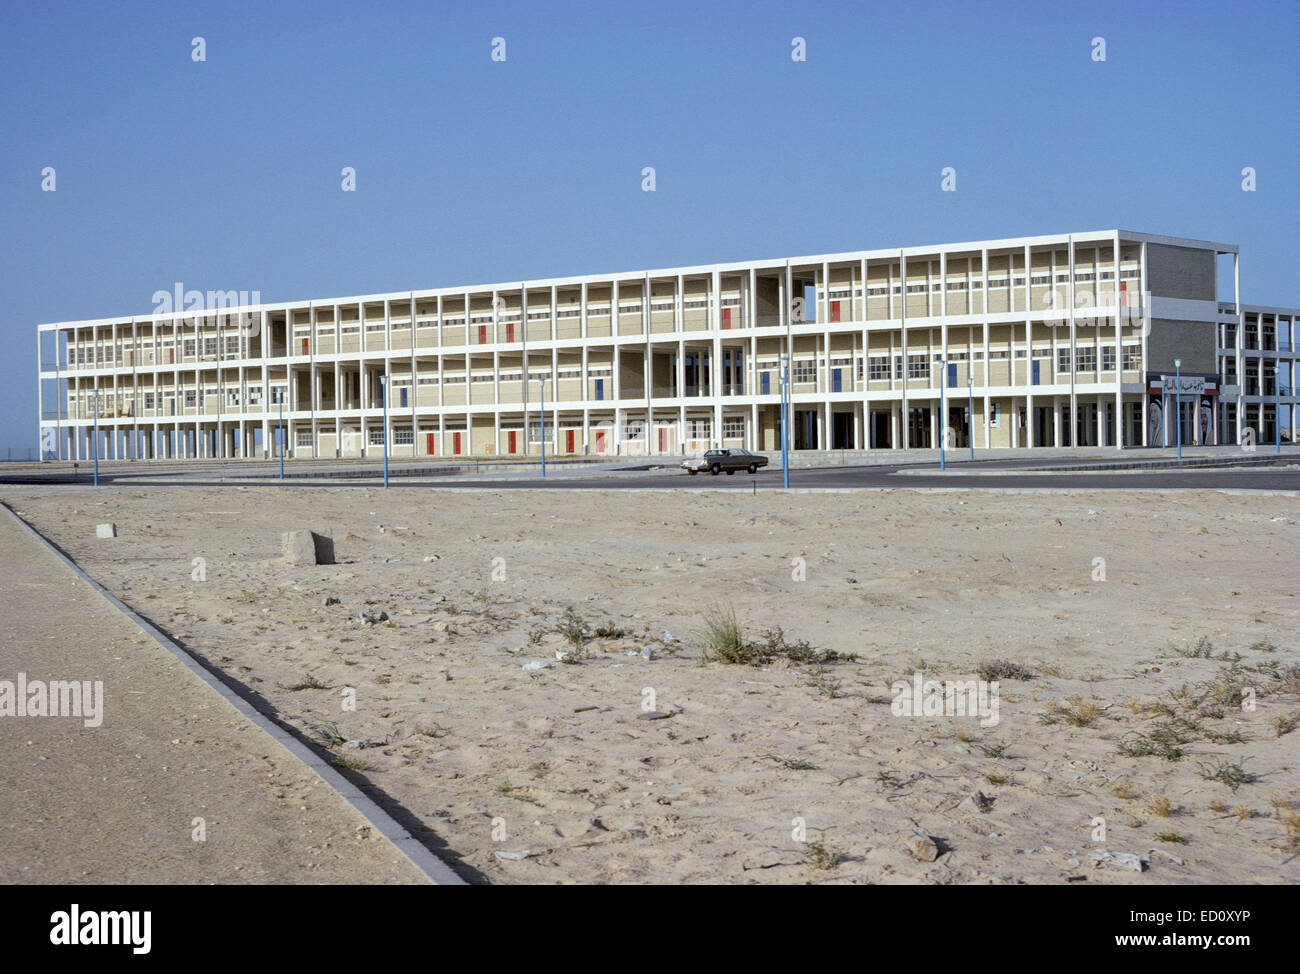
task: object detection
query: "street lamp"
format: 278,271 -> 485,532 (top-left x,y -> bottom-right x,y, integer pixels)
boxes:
380,373 -> 389,488
92,388 -> 99,487
1275,363 -> 1281,455
1175,358 -> 1182,462
278,391 -> 284,481
779,354 -> 789,488
939,359 -> 946,471
538,373 -> 547,478
967,372 -> 974,461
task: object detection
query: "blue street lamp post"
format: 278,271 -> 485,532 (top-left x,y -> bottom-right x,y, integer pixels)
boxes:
1175,358 -> 1182,462
779,354 -> 789,488
1275,363 -> 1281,455
380,373 -> 389,488
278,394 -> 284,481
92,389 -> 99,486
939,359 -> 946,471
538,375 -> 547,478
967,373 -> 974,461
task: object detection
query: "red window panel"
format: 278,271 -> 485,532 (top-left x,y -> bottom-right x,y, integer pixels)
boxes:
478,325 -> 488,345
508,430 -> 517,453
566,429 -> 575,453
831,300 -> 841,323
301,338 -> 309,355
722,307 -> 731,329
453,432 -> 462,455
426,433 -> 435,455
507,323 -> 515,343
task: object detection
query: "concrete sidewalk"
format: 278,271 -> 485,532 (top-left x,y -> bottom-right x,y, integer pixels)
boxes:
0,507 -> 451,884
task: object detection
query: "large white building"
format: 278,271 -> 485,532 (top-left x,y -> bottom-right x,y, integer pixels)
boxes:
36,230 -> 1298,462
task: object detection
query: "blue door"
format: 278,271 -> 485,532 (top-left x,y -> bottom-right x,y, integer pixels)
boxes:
595,379 -> 604,401
1031,361 -> 1040,385
948,363 -> 957,388
832,369 -> 842,393
761,372 -> 770,395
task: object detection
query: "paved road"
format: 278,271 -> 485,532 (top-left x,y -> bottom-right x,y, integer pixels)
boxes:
4,453 -> 1297,492
418,464 -> 1300,491
12,463 -> 1293,491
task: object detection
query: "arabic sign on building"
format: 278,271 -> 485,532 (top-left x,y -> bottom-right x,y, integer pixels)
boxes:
1160,375 -> 1207,395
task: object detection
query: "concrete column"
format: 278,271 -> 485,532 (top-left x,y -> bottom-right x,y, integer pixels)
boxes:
898,252 -> 907,448
1234,253 -> 1243,445
1067,236 -> 1078,448
712,269 -> 722,447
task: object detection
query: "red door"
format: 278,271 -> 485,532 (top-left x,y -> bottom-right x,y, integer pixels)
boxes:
426,433 -> 436,455
301,338 -> 309,355
478,325 -> 487,344
722,308 -> 731,329
831,300 -> 841,322
453,432 -> 462,455
508,430 -> 517,453
566,429 -> 575,453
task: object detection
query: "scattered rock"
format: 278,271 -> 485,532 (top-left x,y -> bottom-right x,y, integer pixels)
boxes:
359,610 -> 389,625
1089,850 -> 1148,872
640,647 -> 654,661
637,711 -> 672,720
521,660 -> 552,671
96,523 -> 117,539
323,597 -> 340,607
282,530 -> 334,566
905,832 -> 940,862
494,850 -> 530,861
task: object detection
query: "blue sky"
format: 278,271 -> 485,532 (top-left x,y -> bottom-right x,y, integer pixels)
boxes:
2,0 -> 1296,450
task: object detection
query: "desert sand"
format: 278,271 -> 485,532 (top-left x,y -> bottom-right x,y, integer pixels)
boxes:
5,485 -> 1298,884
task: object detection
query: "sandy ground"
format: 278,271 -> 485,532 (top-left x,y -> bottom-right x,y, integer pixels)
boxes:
5,485 -> 1298,885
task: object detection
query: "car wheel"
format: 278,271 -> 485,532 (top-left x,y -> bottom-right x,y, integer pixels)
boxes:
726,469 -> 735,475
688,469 -> 697,475
747,463 -> 756,474
710,463 -> 720,475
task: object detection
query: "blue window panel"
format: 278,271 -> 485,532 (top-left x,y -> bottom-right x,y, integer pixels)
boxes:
761,372 -> 770,395
948,363 -> 957,388
595,378 -> 604,401
832,369 -> 842,393
399,387 -> 408,408
1032,361 -> 1040,385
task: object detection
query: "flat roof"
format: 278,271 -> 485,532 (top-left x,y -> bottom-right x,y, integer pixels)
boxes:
36,229 -> 1245,330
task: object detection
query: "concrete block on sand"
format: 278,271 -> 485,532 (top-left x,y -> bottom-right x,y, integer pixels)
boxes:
282,530 -> 334,566
96,523 -> 116,539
